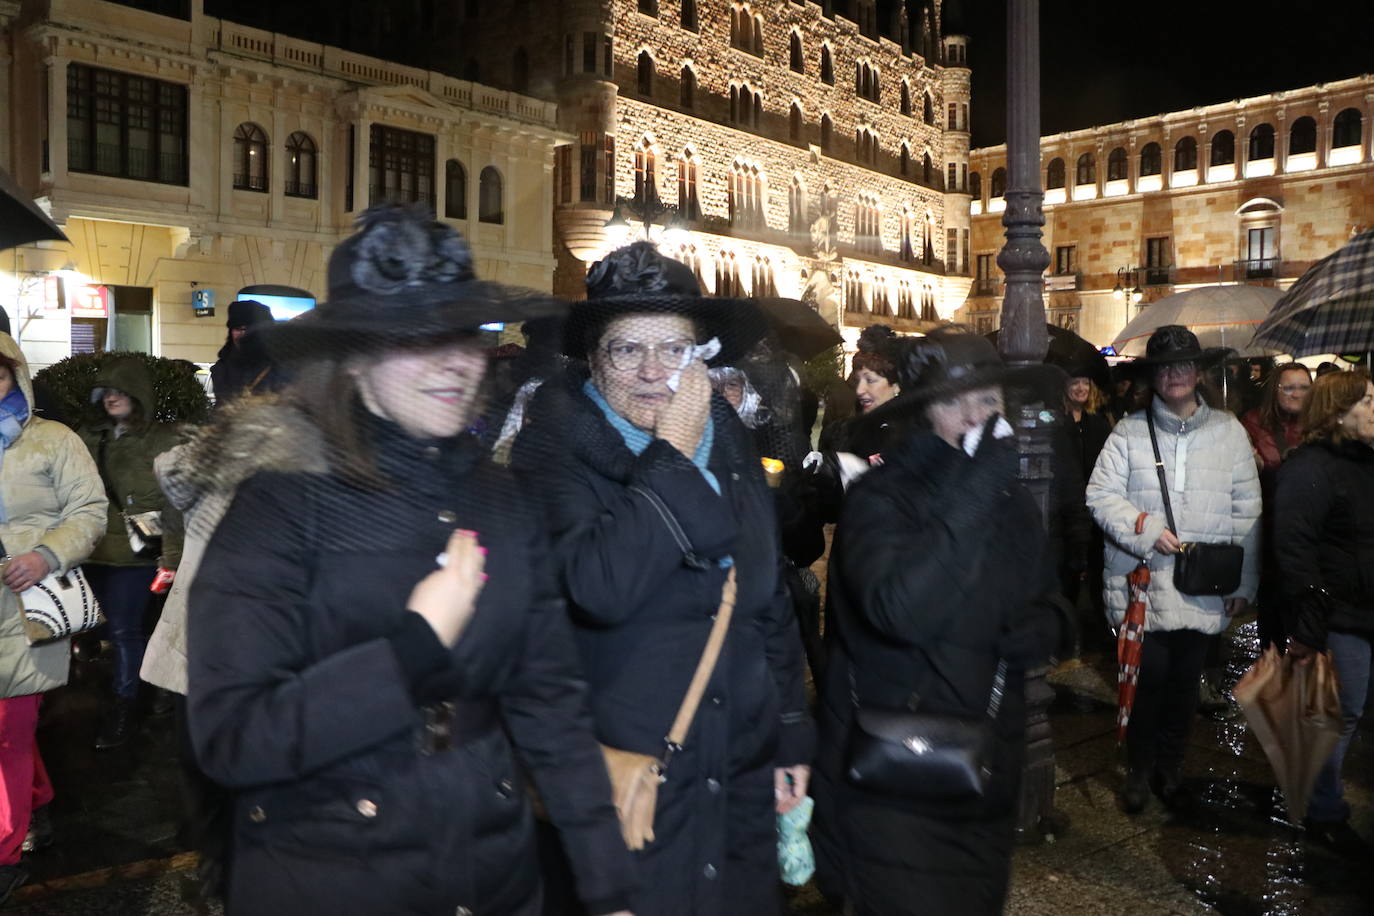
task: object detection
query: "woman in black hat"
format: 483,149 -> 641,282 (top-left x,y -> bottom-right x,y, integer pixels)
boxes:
186,206 -> 634,916
1086,325 -> 1260,814
209,300 -> 277,404
811,328 -> 1061,916
511,242 -> 813,916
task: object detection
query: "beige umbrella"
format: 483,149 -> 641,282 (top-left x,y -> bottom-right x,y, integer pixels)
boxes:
1111,285 -> 1285,358
1232,645 -> 1343,822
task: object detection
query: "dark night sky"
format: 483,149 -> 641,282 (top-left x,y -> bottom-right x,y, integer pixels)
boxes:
964,0 -> 1374,149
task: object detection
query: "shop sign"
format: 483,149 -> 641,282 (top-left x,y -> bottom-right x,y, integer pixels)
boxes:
70,284 -> 111,318
192,288 -> 216,317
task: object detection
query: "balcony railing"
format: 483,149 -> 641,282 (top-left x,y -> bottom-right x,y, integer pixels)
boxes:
973,278 -> 1000,297
1237,258 -> 1278,279
284,180 -> 317,199
233,173 -> 268,192
1143,266 -> 1174,286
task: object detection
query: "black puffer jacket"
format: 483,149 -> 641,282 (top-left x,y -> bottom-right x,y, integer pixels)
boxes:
511,369 -> 813,916
189,414 -> 632,916
1274,437 -> 1374,648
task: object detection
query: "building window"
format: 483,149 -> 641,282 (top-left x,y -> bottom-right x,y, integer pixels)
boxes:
897,281 -> 914,318
284,131 -> 317,198
1174,136 -> 1198,171
564,34 -> 573,75
579,132 -> 597,202
637,51 -> 654,96
1248,124 -> 1275,160
556,146 -> 571,204
820,114 -> 833,153
975,253 -> 995,294
634,139 -> 658,205
948,102 -> 958,130
922,151 -> 933,185
716,253 -> 742,296
855,194 -> 880,253
1289,116 -> 1317,155
1045,157 -> 1065,189
789,103 -> 803,144
604,135 -> 616,202
445,159 -> 468,218
900,81 -> 912,117
1145,236 -> 1170,284
855,128 -> 879,166
1333,107 -> 1363,149
1054,245 -> 1076,275
233,123 -> 269,192
728,161 -> 764,228
604,36 -> 613,76
730,6 -> 764,55
512,47 -> 529,93
1210,130 -> 1235,166
680,66 -> 696,109
753,257 -> 777,297
1075,152 -> 1095,185
478,166 -> 503,223
947,162 -> 957,191
922,92 -> 934,125
730,84 -> 762,129
1140,142 -> 1162,176
820,45 -> 834,84
969,171 -> 981,200
681,0 -> 697,30
990,167 -> 1006,198
582,31 -> 597,73
856,62 -> 880,103
899,210 -> 914,261
920,285 -> 937,321
1246,226 -> 1277,277
1107,146 -> 1127,181
790,31 -> 804,72
369,124 -> 435,208
789,177 -> 807,232
677,153 -> 700,218
66,63 -> 188,185
638,0 -> 657,16
899,143 -> 911,178
845,270 -> 864,312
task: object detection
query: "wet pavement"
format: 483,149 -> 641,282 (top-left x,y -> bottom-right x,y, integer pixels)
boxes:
8,618 -> 1372,914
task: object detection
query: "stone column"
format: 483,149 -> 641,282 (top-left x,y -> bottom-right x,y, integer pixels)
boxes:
1236,115 -> 1248,178
995,0 -> 1060,844
1317,100 -> 1331,169
1276,108 -> 1289,173
1162,126 -> 1174,189
352,114 -> 372,214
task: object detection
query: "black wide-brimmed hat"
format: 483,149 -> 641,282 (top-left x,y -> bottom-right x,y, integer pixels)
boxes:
562,242 -> 768,366
1128,324 -> 1229,369
262,205 -> 566,360
892,327 -> 1009,403
227,299 -> 273,330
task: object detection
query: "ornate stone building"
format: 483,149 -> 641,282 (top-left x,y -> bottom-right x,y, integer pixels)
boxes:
960,74 -> 1374,348
0,0 -> 566,370
453,0 -> 973,351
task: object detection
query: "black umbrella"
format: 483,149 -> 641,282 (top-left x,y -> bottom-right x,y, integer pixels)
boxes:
0,167 -> 68,252
754,297 -> 843,359
984,323 -> 1110,391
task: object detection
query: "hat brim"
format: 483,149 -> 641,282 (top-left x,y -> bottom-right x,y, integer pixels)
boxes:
562,294 -> 769,367
259,281 -> 567,362
1126,346 -> 1230,370
902,364 -> 1011,404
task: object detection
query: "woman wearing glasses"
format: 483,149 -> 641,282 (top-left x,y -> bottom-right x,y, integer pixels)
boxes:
512,243 -> 813,916
1086,326 -> 1260,815
1241,363 -> 1313,648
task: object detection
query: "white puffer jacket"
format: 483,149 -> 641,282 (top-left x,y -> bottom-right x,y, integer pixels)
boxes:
1087,398 -> 1261,635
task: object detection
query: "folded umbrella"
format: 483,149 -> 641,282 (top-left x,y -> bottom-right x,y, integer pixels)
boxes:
1116,563 -> 1150,743
1233,645 -> 1344,823
753,297 -> 843,360
1249,229 -> 1374,359
0,166 -> 68,252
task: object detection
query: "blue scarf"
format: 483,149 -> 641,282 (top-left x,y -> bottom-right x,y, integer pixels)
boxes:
584,380 -> 720,494
0,387 -> 31,524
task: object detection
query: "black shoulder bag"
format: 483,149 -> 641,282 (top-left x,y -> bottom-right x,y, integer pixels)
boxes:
1145,408 -> 1243,596
844,658 -> 1007,802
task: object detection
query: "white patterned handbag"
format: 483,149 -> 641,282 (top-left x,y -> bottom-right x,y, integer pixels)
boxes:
17,567 -> 104,645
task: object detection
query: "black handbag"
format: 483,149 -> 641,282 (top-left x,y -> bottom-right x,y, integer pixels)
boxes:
1145,408 -> 1244,596
845,660 -> 1006,802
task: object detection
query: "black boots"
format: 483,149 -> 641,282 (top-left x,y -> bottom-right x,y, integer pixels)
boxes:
94,697 -> 139,751
20,805 -> 53,854
1120,769 -> 1150,814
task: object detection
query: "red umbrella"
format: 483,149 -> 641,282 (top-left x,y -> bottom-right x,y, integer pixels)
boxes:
1116,562 -> 1151,743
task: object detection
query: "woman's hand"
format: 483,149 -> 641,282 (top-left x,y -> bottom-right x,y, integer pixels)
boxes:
774,765 -> 810,815
2,552 -> 51,593
656,362 -> 711,458
407,529 -> 486,648
1153,529 -> 1181,555
1224,597 -> 1249,617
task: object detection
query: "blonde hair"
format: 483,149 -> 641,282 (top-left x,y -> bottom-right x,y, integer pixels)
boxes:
1302,369 -> 1371,445
1063,377 -> 1108,415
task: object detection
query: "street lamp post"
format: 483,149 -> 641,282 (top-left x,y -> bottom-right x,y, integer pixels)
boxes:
996,0 -> 1065,844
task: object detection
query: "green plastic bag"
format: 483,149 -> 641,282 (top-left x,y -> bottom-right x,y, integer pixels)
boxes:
777,795 -> 815,886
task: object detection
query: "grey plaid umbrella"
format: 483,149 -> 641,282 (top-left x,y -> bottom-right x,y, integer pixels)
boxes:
1249,229 -> 1374,358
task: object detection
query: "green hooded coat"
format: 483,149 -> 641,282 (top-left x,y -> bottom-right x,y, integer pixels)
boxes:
78,358 -> 183,567
0,334 -> 108,697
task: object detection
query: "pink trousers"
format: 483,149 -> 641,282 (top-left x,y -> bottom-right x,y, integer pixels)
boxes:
0,695 -> 52,866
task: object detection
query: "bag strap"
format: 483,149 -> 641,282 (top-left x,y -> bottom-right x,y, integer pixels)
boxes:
1144,407 -> 1178,537
95,430 -> 127,512
848,652 -> 1008,721
662,567 -> 737,767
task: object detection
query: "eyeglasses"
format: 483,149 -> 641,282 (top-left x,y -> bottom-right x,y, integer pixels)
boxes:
1156,361 -> 1198,375
602,338 -> 696,372
1278,385 -> 1312,395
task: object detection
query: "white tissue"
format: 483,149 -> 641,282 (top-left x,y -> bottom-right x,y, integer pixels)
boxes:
962,416 -> 1015,456
666,337 -> 722,391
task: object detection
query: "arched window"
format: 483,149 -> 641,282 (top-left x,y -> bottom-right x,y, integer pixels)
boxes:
1139,142 -> 1162,176
1075,152 -> 1095,185
790,31 -> 804,73
1289,116 -> 1317,155
752,13 -> 764,55
285,131 -> 316,198
900,81 -> 912,117
680,0 -> 697,30
1107,146 -> 1127,181
789,176 -> 807,232
638,0 -> 658,15
1174,136 -> 1198,171
820,46 -> 834,84
1045,157 -> 1065,189
969,171 -> 981,200
444,159 -> 467,219
512,47 -> 529,94
233,122 -> 268,192
922,151 -> 933,185
990,167 -> 1007,198
680,66 -> 696,109
634,138 -> 658,204
1248,124 -> 1275,160
1210,130 -> 1235,166
677,152 -> 699,218
478,166 -> 503,224
900,143 -> 911,177
820,113 -> 833,153
637,51 -> 654,96
1333,108 -> 1363,149
923,92 -> 934,125
731,6 -> 762,54
789,102 -> 803,144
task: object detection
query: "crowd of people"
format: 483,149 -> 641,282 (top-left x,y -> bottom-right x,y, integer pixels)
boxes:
0,204 -> 1368,915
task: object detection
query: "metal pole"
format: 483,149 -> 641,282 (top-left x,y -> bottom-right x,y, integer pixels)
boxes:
996,0 -> 1064,844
